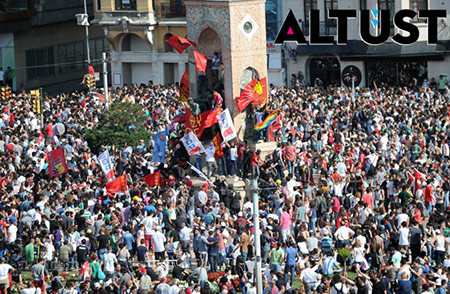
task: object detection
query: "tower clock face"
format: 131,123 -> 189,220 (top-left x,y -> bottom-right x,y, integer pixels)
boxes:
243,22 -> 253,33
239,15 -> 258,39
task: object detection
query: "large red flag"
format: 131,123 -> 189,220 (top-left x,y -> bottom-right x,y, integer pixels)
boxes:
252,78 -> 268,107
165,36 -> 197,54
46,148 -> 68,177
185,108 -> 219,138
194,51 -> 207,73
179,70 -> 190,103
236,78 -> 257,112
212,132 -> 224,158
106,174 -> 128,194
142,170 -> 161,187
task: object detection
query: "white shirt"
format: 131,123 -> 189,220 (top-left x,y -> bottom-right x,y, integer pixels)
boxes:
179,227 -> 192,241
334,226 -> 354,241
399,227 -> 410,246
103,253 -> 117,272
45,242 -> 55,261
230,147 -> 237,161
205,143 -> 216,162
300,267 -> 319,283
0,264 -> 12,280
8,224 -> 17,243
152,231 -> 166,252
21,289 -> 41,294
397,213 -> 409,228
142,216 -> 156,235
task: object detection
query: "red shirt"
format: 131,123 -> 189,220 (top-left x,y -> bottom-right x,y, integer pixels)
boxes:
45,124 -> 53,137
251,153 -> 259,166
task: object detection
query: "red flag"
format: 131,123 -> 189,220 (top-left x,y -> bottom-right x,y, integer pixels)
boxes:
194,51 -> 207,73
407,171 -> 414,183
106,174 -> 128,194
88,65 -> 95,75
179,70 -> 190,103
414,168 -> 426,194
252,78 -> 268,107
268,115 -> 281,142
212,132 -> 224,158
46,148 -> 68,177
37,132 -> 44,144
165,36 -> 197,54
142,170 -> 161,187
185,108 -> 219,138
236,78 -> 257,112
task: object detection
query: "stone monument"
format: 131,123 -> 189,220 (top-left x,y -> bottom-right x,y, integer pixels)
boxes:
185,0 -> 267,140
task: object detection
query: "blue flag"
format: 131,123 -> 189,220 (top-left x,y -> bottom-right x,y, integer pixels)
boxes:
153,131 -> 167,164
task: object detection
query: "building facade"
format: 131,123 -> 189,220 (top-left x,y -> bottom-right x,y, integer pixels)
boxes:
93,0 -> 188,87
0,0 -> 105,93
283,0 -> 450,88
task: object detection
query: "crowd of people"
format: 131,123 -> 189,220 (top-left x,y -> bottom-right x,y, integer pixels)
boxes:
0,74 -> 450,294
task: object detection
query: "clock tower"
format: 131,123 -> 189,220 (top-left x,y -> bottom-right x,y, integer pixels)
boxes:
185,0 -> 267,138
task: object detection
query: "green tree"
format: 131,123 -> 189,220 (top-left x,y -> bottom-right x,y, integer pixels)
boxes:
85,103 -> 149,153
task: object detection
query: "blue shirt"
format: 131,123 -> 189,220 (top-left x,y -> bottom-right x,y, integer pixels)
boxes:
121,232 -> 135,250
207,236 -> 219,255
285,247 -> 297,265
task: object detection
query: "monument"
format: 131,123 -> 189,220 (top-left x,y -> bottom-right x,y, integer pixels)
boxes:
185,0 -> 268,140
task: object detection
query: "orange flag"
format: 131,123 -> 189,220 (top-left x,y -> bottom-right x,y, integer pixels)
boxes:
106,174 -> 128,194
194,51 -> 207,73
212,132 -> 224,158
252,77 -> 268,107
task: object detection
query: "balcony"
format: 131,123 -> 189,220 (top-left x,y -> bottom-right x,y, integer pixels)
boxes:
156,2 -> 185,19
301,21 -> 337,37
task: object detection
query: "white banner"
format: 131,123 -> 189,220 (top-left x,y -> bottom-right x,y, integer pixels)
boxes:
217,109 -> 237,142
188,162 -> 212,186
181,132 -> 206,156
99,150 -> 116,181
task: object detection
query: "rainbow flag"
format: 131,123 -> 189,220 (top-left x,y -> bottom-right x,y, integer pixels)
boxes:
254,110 -> 279,131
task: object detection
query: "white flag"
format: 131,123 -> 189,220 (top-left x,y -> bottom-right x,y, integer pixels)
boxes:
181,132 -> 206,156
217,109 -> 237,142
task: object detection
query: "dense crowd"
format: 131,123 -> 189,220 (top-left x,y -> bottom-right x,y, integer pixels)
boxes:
0,73 -> 450,294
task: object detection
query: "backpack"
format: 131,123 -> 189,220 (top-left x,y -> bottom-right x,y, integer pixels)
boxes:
333,284 -> 344,294
343,196 -> 351,210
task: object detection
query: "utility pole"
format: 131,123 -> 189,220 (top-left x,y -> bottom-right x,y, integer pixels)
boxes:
102,52 -> 109,108
83,0 -> 91,64
39,87 -> 43,127
251,179 -> 263,294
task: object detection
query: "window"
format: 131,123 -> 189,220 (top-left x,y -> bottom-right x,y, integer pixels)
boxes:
115,0 -> 137,10
89,38 -> 107,61
360,0 -> 367,10
57,42 -> 84,74
304,0 -> 318,25
26,47 -> 55,80
163,33 -> 174,52
96,0 -> 101,10
378,0 -> 395,34
410,0 -> 427,21
325,0 -> 338,28
266,0 -> 280,41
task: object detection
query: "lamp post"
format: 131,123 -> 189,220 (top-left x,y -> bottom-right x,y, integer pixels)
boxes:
251,179 -> 263,294
76,0 -> 91,65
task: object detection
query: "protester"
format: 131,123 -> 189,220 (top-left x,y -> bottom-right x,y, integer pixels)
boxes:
1,77 -> 450,294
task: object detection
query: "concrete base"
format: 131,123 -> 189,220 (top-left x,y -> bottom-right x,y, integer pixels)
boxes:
252,141 -> 277,161
191,176 -> 249,205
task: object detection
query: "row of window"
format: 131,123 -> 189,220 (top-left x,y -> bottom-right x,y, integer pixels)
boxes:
303,0 -> 428,23
25,38 -> 107,80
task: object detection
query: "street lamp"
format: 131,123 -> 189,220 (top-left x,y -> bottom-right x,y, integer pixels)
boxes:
251,179 -> 263,294
76,0 -> 91,65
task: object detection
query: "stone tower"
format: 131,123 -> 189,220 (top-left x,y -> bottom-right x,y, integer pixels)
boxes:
185,0 -> 267,138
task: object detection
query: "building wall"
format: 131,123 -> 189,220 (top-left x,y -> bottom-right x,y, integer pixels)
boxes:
14,20 -> 104,92
428,58 -> 450,81
0,33 -> 15,88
